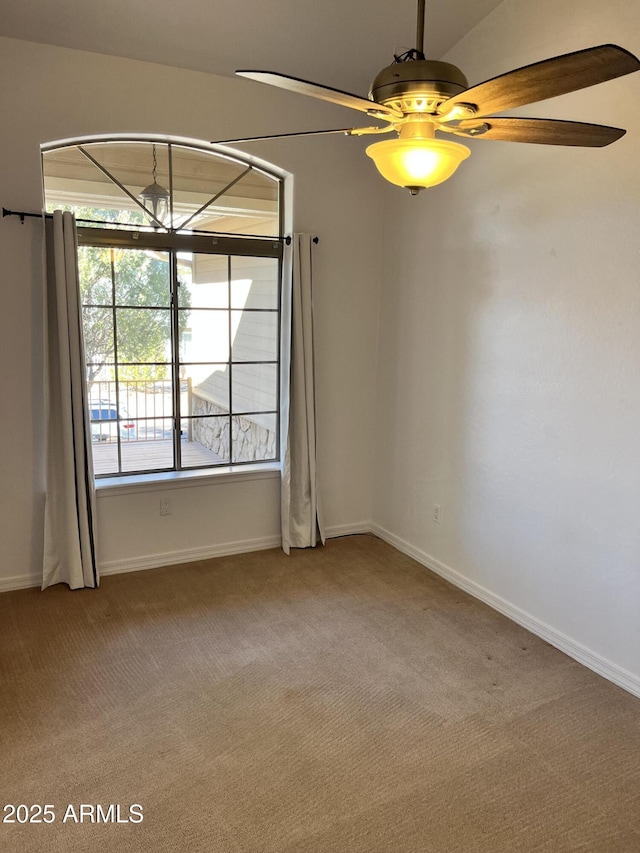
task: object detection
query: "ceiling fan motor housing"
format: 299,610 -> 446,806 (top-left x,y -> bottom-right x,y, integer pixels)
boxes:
369,60 -> 468,113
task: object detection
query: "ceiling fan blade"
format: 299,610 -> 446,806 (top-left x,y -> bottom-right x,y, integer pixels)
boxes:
212,128 -> 355,144
452,117 -> 626,147
439,44 -> 640,119
236,70 -> 403,120
211,126 -> 388,145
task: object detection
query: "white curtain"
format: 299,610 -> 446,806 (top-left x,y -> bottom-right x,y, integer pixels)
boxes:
280,234 -> 325,554
42,211 -> 98,590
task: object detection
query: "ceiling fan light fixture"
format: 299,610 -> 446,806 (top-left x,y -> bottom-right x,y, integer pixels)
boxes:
366,134 -> 470,193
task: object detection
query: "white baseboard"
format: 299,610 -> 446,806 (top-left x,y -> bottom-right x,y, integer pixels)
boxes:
99,534 -> 283,577
0,572 -> 41,593
0,535 -> 284,592
370,523 -> 640,699
324,521 -> 372,539
0,525 -> 367,592
100,523 -> 372,576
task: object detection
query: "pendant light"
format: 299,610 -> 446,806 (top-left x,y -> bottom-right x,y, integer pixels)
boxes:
140,144 -> 170,225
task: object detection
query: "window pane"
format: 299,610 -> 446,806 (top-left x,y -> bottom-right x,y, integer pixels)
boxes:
91,443 -> 119,477
170,147 -> 252,232
178,253 -> 228,309
232,364 -> 277,413
177,308 -> 228,363
171,146 -> 279,236
183,416 -> 231,467
115,307 -> 172,368
88,377 -> 117,403
83,307 -> 114,380
232,414 -> 277,463
231,310 -> 278,362
43,145 -> 149,228
135,416 -> 174,442
114,248 -> 170,307
121,437 -> 174,473
78,246 -> 113,304
186,368 -> 230,418
79,141 -> 170,229
89,402 -> 121,442
231,257 -> 279,309
117,381 -> 174,419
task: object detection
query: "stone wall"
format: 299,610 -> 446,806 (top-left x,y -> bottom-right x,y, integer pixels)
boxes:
191,395 -> 276,463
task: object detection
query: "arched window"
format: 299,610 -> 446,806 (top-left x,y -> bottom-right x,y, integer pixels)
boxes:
42,138 -> 284,478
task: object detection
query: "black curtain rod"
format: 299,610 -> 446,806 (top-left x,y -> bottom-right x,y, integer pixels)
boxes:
2,207 -> 48,224
3,208 -> 318,243
3,207 -> 111,230
284,235 -> 319,245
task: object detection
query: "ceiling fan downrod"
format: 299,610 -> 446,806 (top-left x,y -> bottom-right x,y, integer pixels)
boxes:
416,0 -> 426,59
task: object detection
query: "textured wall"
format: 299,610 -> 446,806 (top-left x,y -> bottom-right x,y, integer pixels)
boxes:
373,0 -> 640,683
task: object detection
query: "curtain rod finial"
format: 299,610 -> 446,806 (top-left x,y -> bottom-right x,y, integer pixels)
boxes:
1,207 -> 22,223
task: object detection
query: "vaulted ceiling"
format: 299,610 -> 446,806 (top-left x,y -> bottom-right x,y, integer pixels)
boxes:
0,0 -> 505,95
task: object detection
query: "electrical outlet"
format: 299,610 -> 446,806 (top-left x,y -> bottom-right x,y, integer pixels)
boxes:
433,503 -> 441,523
160,497 -> 172,516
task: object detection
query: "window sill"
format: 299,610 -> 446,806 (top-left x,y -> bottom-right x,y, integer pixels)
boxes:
95,461 -> 281,497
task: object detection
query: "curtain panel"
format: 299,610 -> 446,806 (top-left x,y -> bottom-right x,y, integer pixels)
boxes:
280,234 -> 325,554
42,211 -> 98,589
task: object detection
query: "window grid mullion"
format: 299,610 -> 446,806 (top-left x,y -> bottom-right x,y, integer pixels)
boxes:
276,251 -> 282,465
228,255 -> 233,464
110,248 -> 123,475
171,250 -> 182,471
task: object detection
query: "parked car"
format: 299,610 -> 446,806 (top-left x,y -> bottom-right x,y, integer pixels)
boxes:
89,401 -> 136,442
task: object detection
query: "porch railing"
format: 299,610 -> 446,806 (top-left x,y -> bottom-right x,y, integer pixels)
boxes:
87,378 -> 193,441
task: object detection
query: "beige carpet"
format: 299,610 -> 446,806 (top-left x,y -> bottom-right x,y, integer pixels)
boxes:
1,535 -> 639,852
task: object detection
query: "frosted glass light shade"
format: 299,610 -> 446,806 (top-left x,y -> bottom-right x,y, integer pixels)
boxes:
366,137 -> 470,190
140,180 -> 170,224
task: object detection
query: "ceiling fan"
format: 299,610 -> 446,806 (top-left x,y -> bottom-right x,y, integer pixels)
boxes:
216,0 -> 640,194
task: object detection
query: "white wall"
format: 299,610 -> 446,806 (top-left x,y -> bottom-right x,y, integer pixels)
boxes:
372,0 -> 640,692
0,37 -> 383,587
